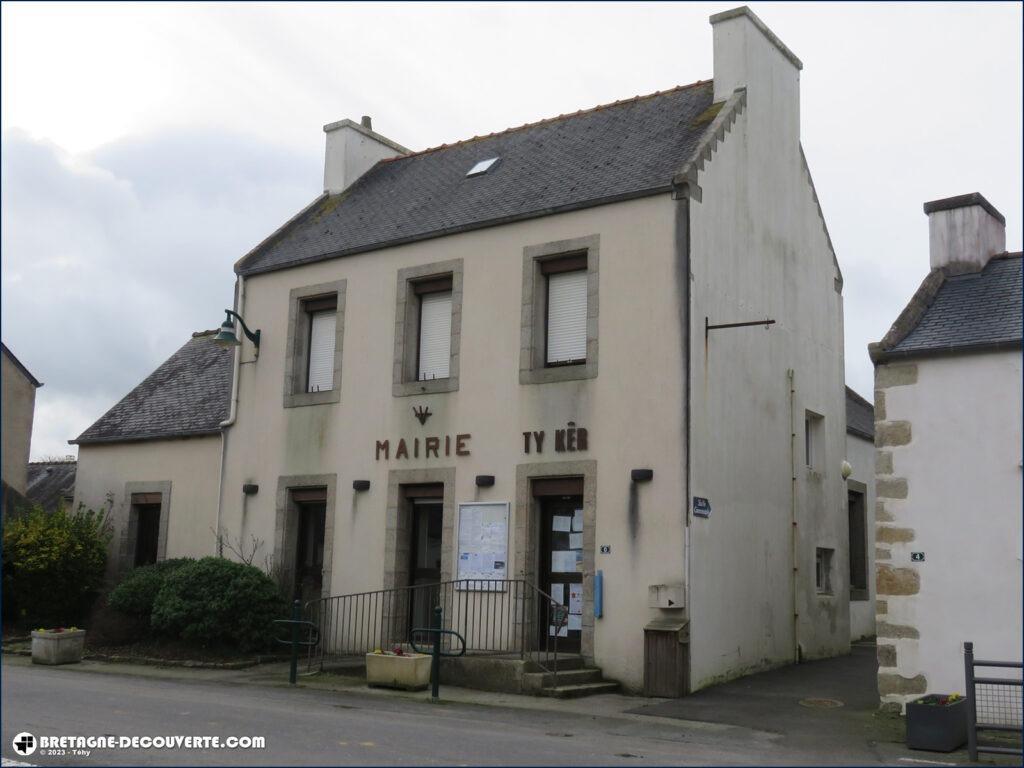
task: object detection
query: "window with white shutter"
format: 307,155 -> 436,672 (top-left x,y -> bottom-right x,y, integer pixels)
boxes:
417,291 -> 452,380
306,310 -> 336,392
545,269 -> 588,365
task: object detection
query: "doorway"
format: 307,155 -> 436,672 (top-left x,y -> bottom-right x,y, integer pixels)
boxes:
293,498 -> 326,604
536,486 -> 584,654
406,493 -> 443,633
133,504 -> 161,567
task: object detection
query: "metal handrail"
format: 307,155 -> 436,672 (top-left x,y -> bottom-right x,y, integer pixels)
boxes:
304,578 -> 571,689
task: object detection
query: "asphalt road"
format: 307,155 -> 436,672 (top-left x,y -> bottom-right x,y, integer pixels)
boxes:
2,662 -> 782,766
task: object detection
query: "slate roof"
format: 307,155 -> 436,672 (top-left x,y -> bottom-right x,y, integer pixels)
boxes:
237,81 -> 717,276
73,333 -> 233,445
845,387 -> 874,441
26,461 -> 77,512
888,254 -> 1022,357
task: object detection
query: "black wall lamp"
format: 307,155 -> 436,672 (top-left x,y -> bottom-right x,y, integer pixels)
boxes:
242,483 -> 259,495
631,469 -> 654,483
353,480 -> 371,492
213,309 -> 261,355
475,475 -> 495,488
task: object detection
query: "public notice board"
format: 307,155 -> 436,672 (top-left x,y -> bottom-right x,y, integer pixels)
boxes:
456,502 -> 509,590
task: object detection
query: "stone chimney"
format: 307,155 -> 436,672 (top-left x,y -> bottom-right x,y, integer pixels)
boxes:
322,117 -> 409,195
923,193 -> 1006,274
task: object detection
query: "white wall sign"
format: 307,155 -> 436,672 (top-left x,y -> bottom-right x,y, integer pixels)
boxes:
456,502 -> 509,591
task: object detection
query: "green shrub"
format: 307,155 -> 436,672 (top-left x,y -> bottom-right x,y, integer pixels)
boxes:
107,558 -> 194,619
2,504 -> 112,625
150,557 -> 286,652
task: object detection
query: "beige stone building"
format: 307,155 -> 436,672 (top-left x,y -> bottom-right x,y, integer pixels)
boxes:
869,193 -> 1022,711
2,342 -> 42,510
74,7 -> 857,695
72,332 -> 232,579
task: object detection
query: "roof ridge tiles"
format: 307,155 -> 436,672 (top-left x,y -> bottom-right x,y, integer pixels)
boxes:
381,79 -> 712,163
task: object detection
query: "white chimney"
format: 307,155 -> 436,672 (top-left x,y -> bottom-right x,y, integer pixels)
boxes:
710,6 -> 802,101
923,193 -> 1006,274
710,7 -> 803,155
322,116 -> 409,195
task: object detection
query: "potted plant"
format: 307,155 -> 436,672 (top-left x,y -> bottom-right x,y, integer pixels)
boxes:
31,627 -> 86,665
906,693 -> 968,752
365,645 -> 431,691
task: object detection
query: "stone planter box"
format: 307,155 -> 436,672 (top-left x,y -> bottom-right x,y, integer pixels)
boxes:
366,653 -> 431,691
31,629 -> 86,665
906,695 -> 967,752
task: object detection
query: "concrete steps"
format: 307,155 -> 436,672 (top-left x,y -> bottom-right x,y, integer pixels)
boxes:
523,663 -> 621,698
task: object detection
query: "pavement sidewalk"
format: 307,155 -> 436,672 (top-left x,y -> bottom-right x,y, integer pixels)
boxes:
3,645 -> 1018,766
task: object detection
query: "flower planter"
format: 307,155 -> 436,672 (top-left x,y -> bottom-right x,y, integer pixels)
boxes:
31,629 -> 86,666
906,695 -> 967,752
366,652 -> 431,691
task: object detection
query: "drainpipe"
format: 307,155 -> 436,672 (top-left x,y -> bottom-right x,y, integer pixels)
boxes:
673,181 -> 693,685
788,367 -> 800,662
215,275 -> 245,556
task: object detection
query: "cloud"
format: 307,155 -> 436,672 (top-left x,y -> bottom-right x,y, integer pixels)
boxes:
1,129 -> 319,457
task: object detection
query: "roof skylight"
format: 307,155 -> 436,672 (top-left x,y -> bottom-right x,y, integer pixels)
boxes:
466,157 -> 500,177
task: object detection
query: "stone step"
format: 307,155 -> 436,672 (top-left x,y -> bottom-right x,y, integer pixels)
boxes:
522,667 -> 604,691
524,654 -> 586,672
540,680 -> 621,699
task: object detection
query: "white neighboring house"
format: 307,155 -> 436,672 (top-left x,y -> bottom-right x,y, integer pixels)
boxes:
845,387 -> 876,642
869,192 -> 1022,712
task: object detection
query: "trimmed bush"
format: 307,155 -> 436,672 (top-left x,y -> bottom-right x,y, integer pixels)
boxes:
2,504 -> 111,625
151,557 -> 286,652
107,558 -> 194,619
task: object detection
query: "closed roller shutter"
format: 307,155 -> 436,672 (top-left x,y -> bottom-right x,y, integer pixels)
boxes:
418,291 -> 452,380
546,270 -> 588,364
307,310 -> 336,392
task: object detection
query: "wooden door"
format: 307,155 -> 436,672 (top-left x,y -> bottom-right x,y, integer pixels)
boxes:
133,504 -> 161,567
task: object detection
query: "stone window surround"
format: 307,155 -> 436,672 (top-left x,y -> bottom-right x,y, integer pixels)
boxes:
520,235 -> 600,385
514,459 -> 597,662
283,279 -> 347,408
846,478 -> 869,602
274,474 -> 337,600
393,259 -> 463,397
118,481 -> 172,575
382,468 -> 457,590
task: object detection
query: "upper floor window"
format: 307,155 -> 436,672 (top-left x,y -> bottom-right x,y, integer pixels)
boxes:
305,296 -> 337,393
805,410 -> 824,470
520,235 -> 599,386
283,280 -> 346,408
543,255 -> 588,366
414,277 -> 453,381
393,259 -> 463,397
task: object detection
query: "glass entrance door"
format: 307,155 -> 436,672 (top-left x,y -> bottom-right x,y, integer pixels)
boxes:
295,502 -> 326,604
539,495 -> 584,653
408,501 -> 443,633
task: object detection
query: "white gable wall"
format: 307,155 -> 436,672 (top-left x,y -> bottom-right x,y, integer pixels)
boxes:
687,9 -> 848,688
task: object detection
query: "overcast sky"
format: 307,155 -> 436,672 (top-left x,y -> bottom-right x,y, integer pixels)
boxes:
2,2 -> 1021,460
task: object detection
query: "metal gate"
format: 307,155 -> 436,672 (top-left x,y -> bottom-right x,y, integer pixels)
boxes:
963,641 -> 1023,761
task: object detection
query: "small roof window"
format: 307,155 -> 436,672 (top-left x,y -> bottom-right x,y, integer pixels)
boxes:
466,157 -> 500,177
